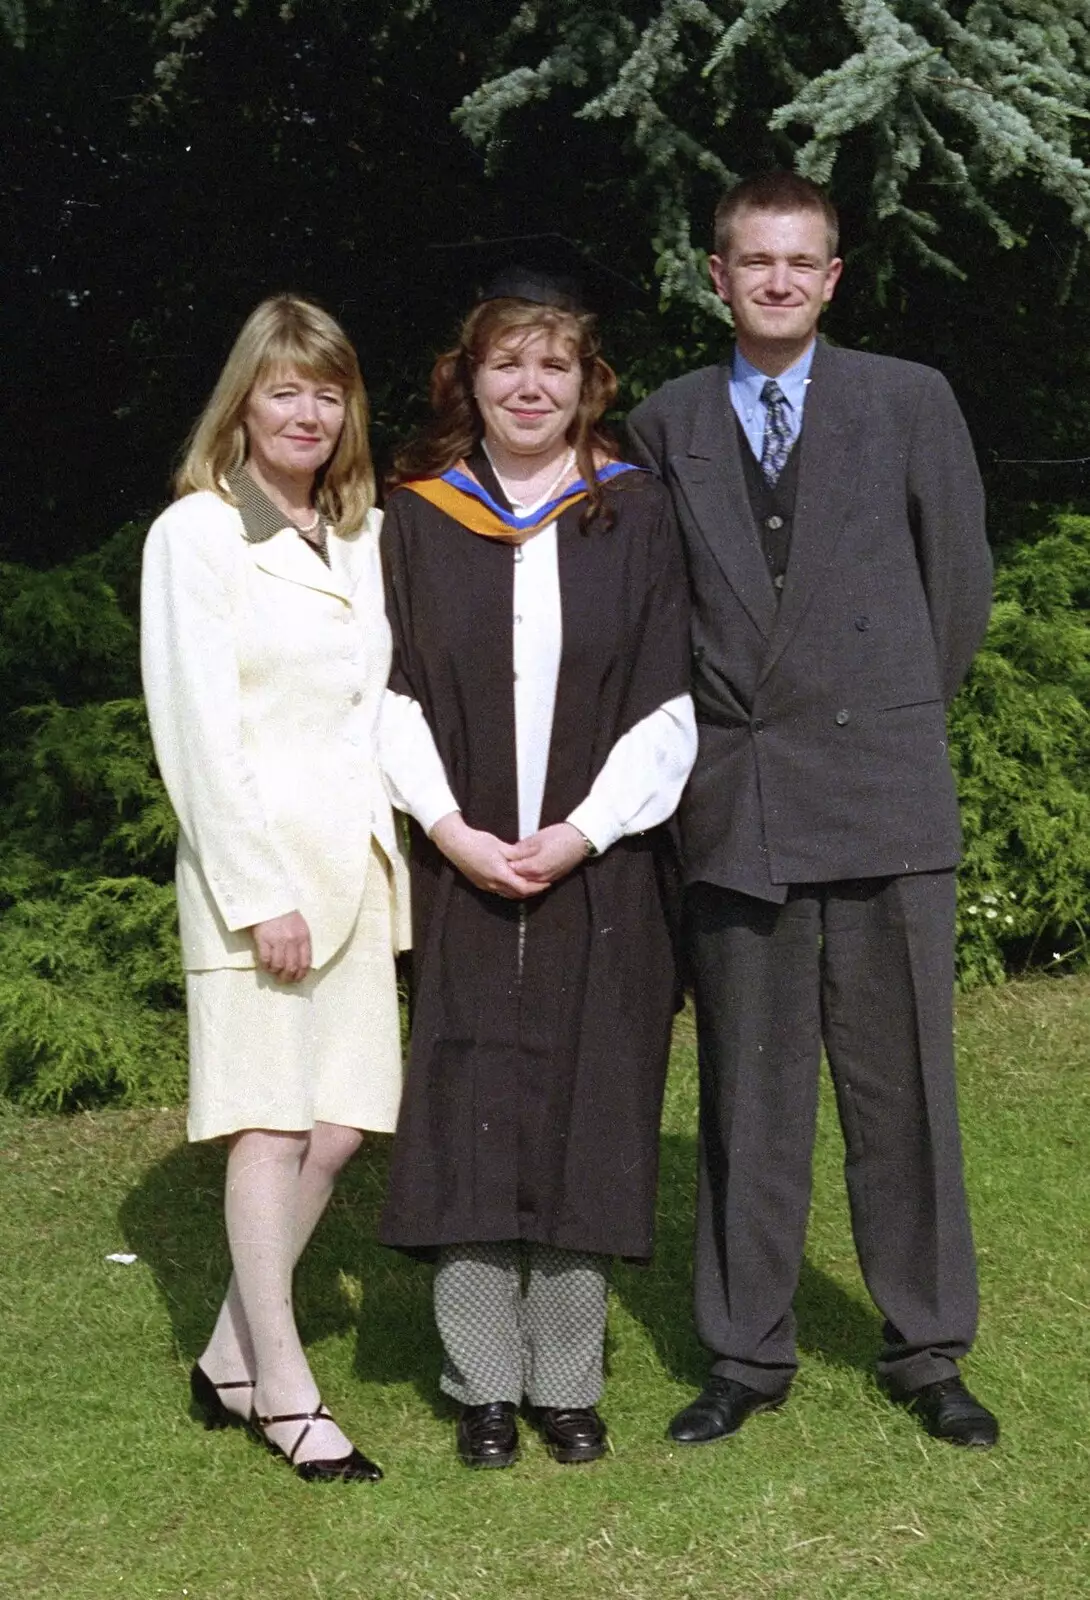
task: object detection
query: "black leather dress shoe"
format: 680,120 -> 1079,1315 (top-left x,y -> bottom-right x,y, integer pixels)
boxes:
456,1401 -> 519,1468
895,1377 -> 999,1448
531,1406 -> 608,1464
667,1376 -> 789,1445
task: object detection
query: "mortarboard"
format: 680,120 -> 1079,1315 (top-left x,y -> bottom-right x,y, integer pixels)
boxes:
429,233 -> 644,317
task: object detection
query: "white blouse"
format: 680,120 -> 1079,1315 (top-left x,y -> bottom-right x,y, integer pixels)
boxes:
380,510 -> 696,852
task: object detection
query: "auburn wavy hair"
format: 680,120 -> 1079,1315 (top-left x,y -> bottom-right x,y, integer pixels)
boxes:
389,299 -> 619,528
174,295 -> 374,538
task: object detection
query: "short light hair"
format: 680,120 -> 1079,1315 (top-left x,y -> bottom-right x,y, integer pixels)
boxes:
174,295 -> 374,537
714,171 -> 840,261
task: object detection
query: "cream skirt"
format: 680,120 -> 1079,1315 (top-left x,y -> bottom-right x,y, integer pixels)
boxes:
185,840 -> 403,1142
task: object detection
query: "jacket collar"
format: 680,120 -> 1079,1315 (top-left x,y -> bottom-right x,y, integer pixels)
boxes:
674,341 -> 864,658
226,470 -> 354,603
674,363 -> 779,639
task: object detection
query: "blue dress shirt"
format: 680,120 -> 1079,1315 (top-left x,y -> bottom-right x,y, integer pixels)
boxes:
729,343 -> 816,462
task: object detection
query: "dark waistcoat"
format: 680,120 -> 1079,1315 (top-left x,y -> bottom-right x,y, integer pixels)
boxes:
735,415 -> 800,594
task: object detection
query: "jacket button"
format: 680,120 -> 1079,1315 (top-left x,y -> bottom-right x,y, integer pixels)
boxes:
855,615 -> 870,631
765,514 -> 784,531
350,691 -> 362,705
835,709 -> 850,726
773,573 -> 785,591
752,717 -> 765,733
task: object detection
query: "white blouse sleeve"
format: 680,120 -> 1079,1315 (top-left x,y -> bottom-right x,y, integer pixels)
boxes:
378,688 -> 460,835
565,693 -> 697,854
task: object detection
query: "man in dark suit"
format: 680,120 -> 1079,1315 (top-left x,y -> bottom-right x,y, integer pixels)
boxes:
628,171 -> 997,1449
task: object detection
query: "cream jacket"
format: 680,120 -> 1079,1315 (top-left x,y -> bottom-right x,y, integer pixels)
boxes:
141,490 -> 410,972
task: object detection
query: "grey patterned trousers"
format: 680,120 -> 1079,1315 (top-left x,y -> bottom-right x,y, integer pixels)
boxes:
434,1241 -> 611,1407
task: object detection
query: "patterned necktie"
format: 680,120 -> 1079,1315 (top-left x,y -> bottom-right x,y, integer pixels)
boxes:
759,379 -> 791,485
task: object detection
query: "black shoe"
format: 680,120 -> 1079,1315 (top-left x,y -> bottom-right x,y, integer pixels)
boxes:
254,1404 -> 383,1482
667,1376 -> 789,1445
895,1377 -> 999,1449
531,1406 -> 608,1464
189,1363 -> 255,1430
456,1401 -> 519,1469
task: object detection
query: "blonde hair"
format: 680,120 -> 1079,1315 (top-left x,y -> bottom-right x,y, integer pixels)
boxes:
714,170 -> 840,260
390,299 -> 619,527
174,295 -> 374,537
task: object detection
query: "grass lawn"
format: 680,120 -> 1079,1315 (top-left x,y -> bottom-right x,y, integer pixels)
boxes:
2,974 -> 1088,1600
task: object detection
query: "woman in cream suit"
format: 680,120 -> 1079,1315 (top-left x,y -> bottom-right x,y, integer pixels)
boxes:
141,295 -> 408,1483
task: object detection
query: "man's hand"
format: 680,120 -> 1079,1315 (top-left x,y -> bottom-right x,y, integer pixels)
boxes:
431,812 -> 549,900
509,822 -> 590,886
251,911 -> 312,982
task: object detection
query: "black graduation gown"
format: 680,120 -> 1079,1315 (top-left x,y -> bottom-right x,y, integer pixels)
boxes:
378,467 -> 690,1261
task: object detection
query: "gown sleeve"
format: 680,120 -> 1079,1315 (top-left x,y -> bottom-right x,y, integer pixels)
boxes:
378,689 -> 459,834
566,476 -> 694,852
377,491 -> 462,834
565,692 -> 696,854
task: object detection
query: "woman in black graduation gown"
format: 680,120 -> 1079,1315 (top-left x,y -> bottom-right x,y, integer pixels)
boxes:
379,252 -> 696,1468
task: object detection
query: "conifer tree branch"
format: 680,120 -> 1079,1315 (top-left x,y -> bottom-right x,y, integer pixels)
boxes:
456,0 -> 1090,305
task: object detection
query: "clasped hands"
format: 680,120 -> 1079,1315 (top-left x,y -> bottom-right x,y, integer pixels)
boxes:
431,812 -> 589,900
250,815 -> 589,981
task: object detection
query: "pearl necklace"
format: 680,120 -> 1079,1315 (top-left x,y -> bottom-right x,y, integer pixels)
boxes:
294,507 -> 322,535
482,443 -> 576,513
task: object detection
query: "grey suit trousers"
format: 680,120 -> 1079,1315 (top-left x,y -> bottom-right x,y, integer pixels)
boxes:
687,870 -> 978,1395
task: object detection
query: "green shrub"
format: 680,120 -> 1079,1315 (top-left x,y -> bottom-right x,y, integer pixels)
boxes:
0,527 -> 185,1109
1,512 -> 1087,1109
0,870 -> 186,1109
950,514 -> 1090,986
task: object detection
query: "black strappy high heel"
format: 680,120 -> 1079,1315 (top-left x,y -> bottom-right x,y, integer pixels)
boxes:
189,1363 -> 255,1430
255,1403 -> 383,1482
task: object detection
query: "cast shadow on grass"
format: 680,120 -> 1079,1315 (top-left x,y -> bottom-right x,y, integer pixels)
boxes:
612,1132 -> 884,1388
117,1132 -> 443,1405
118,1126 -> 882,1416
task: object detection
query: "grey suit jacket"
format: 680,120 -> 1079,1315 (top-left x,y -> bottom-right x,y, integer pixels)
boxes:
627,339 -> 993,901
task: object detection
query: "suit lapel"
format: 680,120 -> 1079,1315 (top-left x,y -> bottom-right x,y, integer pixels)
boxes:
672,365 -> 778,640
250,527 -> 354,602
758,342 -> 864,684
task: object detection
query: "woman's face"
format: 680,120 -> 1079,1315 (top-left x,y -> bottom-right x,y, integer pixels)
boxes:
472,327 -> 583,460
243,366 -> 346,486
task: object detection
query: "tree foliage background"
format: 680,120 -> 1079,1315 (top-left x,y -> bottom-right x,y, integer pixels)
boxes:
8,0 -> 1090,558
2,0 -> 1089,1107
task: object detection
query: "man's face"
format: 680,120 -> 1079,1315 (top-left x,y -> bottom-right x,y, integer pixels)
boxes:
709,207 -> 842,356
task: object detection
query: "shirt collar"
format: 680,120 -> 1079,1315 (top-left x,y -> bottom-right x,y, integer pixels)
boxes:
731,341 -> 816,413
227,467 -> 299,545
225,467 -> 299,544
226,467 -> 332,567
